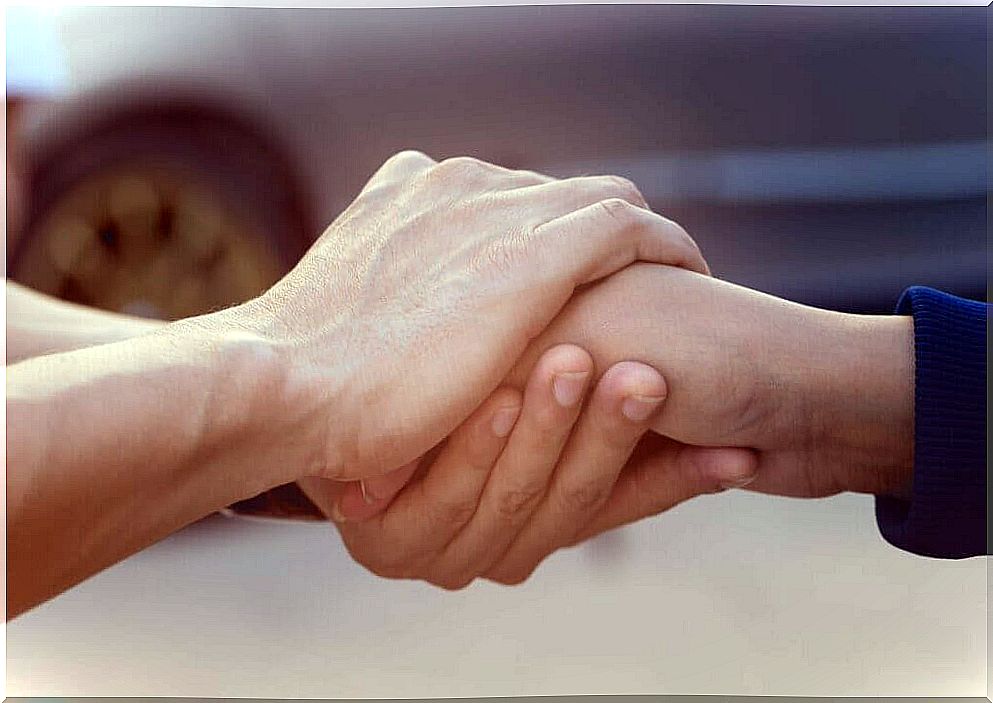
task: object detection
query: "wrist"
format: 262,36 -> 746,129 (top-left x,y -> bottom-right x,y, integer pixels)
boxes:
6,316 -> 313,612
157,313 -> 329,493
798,311 -> 915,497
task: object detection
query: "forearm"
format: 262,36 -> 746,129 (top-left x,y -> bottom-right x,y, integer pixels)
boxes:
6,324 -> 294,617
507,264 -> 800,443
6,281 -> 165,363
804,311 -> 914,496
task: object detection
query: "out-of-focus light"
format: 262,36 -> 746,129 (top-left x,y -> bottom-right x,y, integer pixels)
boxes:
5,5 -> 68,98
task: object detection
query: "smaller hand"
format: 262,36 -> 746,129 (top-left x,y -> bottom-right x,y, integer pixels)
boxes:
300,345 -> 756,589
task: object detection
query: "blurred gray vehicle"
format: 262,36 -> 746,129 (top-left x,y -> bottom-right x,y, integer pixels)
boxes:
13,4 -> 987,318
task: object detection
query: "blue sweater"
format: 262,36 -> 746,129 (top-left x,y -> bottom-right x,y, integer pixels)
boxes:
874,287 -> 988,559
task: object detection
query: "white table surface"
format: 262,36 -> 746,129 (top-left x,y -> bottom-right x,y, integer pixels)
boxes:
7,489 -> 987,697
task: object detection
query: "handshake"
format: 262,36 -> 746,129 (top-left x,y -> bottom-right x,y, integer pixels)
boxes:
6,151 -> 918,616
221,151 -> 915,589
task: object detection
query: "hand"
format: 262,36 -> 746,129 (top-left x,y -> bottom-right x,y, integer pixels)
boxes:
299,345 -> 755,589
184,151 -> 708,484
305,265 -> 912,588
504,263 -> 916,501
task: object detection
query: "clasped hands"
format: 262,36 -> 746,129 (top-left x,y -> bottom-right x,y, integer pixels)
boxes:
2,146 -> 918,620
300,348 -> 756,589
198,150 -> 913,590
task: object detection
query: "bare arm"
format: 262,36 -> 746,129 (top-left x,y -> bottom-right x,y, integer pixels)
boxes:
6,152 -> 705,616
5,284 -> 225,618
6,324 -> 297,618
6,281 -> 165,363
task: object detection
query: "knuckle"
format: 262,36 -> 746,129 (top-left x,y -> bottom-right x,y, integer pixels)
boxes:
603,175 -> 644,205
432,155 -> 488,183
478,236 -> 526,276
445,155 -> 483,169
433,497 -> 479,528
597,196 -> 637,224
494,485 -> 544,521
390,149 -> 431,167
508,168 -> 552,187
559,479 -> 610,513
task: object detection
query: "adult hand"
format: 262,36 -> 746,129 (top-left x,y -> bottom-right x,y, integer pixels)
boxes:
191,151 -> 707,484
5,151 -> 705,616
299,345 -> 754,589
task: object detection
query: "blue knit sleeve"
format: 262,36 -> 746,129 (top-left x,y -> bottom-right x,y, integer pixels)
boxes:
874,286 -> 988,559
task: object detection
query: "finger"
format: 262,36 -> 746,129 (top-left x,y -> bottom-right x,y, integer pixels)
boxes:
484,361 -> 667,585
567,436 -> 758,546
531,198 -> 710,280
503,167 -> 555,188
362,149 -> 437,192
431,344 -> 594,589
514,174 -> 650,215
433,157 -> 554,188
334,457 -> 422,523
422,157 -> 556,204
335,387 -> 523,568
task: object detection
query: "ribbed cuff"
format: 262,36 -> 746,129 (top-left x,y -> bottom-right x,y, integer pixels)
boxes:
874,286 -> 988,559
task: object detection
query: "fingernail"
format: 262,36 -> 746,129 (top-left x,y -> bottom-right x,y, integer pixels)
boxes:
359,480 -> 377,504
552,371 -> 589,407
329,500 -> 348,523
491,405 -> 521,438
621,394 -> 665,422
720,475 -> 757,490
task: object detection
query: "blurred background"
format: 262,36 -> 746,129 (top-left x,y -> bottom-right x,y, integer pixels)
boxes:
5,4 -> 988,698
10,4 -> 987,318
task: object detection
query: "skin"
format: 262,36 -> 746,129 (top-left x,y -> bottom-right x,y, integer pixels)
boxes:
7,283 -> 164,363
232,151 -> 708,480
6,279 -> 755,592
7,111 -> 913,601
300,346 -> 755,590
505,263 -> 915,501
7,151 -> 709,617
9,281 -> 751,594
317,263 -> 915,587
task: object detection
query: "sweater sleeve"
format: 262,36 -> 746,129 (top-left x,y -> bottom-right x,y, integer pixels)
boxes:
874,286 -> 988,559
